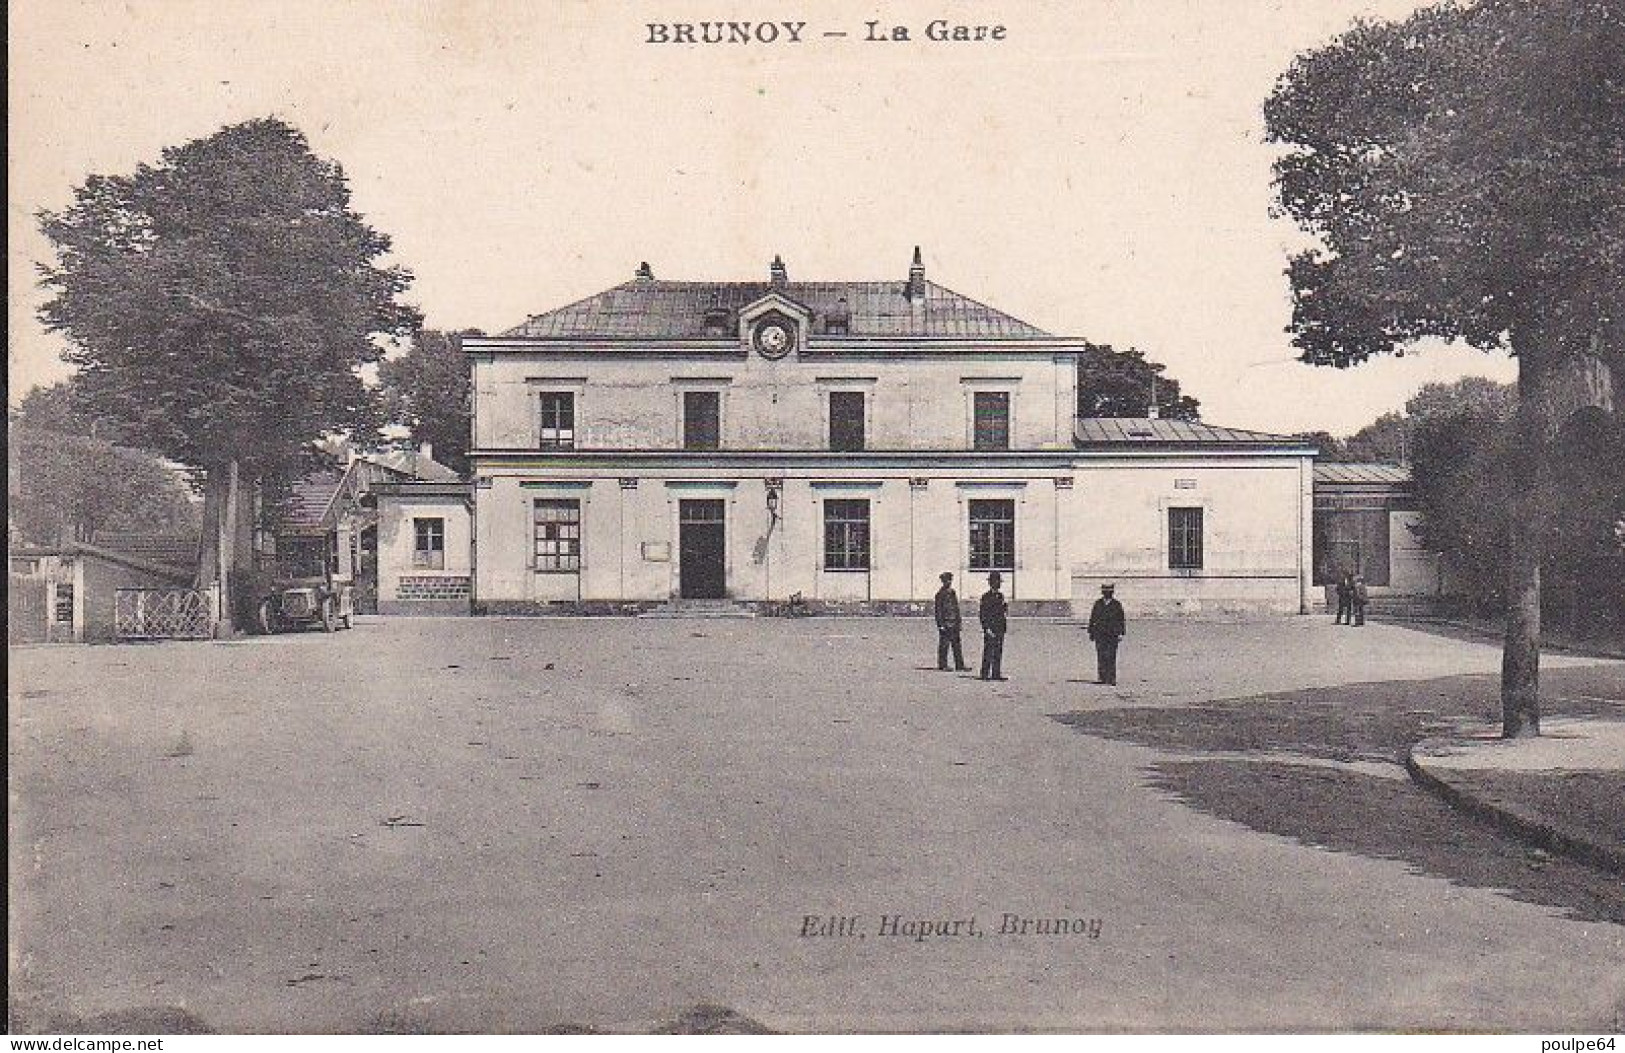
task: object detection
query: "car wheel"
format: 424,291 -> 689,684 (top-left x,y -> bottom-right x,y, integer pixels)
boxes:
320,598 -> 337,633
257,600 -> 278,635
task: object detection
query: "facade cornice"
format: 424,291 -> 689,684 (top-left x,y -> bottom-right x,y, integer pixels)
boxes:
468,446 -> 1312,470
469,449 -> 1082,470
464,335 -> 1091,357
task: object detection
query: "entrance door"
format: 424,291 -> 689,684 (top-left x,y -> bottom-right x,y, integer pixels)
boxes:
679,499 -> 727,599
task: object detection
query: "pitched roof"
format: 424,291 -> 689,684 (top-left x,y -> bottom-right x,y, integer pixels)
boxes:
501,279 -> 1051,340
1314,462 -> 1413,485
104,532 -> 198,571
368,449 -> 461,482
1074,418 -> 1314,449
279,458 -> 425,536
282,470 -> 346,534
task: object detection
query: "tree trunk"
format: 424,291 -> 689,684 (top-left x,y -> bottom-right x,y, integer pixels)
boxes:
1500,342 -> 1617,736
1501,344 -> 1557,737
197,461 -> 242,637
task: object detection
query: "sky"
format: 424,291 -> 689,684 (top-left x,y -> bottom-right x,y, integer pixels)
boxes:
7,0 -> 1518,437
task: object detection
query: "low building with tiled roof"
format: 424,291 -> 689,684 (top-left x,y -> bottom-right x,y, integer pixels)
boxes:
465,250 -> 1318,616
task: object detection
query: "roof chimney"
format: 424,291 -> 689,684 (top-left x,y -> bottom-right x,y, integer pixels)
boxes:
635,261 -> 654,283
769,254 -> 788,286
906,245 -> 926,301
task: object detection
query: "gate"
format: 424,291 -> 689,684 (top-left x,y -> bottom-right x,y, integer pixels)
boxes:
115,587 -> 217,640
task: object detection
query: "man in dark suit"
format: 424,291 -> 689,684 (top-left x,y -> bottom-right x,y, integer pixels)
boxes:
978,572 -> 1009,681
934,572 -> 970,671
1087,583 -> 1126,686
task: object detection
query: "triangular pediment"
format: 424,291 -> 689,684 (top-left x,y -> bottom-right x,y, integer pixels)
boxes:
738,291 -> 812,325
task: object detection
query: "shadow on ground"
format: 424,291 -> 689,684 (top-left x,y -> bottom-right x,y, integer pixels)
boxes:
363,1003 -> 774,1036
7,1001 -> 214,1035
1148,760 -> 1625,926
1054,664 -> 1625,926
10,1000 -> 776,1036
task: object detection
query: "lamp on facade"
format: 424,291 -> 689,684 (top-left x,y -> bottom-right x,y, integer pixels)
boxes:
765,479 -> 783,523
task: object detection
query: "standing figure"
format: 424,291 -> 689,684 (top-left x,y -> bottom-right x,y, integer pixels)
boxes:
1088,583 -> 1127,686
1352,576 -> 1369,626
934,572 -> 969,671
1335,572 -> 1354,624
978,572 -> 1008,681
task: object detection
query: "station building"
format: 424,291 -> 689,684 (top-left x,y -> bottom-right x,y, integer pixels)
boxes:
465,252 -> 1317,616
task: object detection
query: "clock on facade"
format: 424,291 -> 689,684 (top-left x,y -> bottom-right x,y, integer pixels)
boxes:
753,317 -> 794,359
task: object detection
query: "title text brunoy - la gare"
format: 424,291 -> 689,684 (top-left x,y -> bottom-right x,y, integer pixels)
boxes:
645,20 -> 1009,45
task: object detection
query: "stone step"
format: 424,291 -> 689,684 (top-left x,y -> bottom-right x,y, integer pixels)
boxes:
637,600 -> 758,619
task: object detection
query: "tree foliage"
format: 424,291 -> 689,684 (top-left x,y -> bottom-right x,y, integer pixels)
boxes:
10,379 -> 201,545
1292,431 -> 1347,460
1266,0 -> 1624,736
1076,343 -> 1200,420
8,424 -> 200,546
35,117 -> 420,625
36,117 -> 420,477
377,329 -> 477,476
1338,377 -> 1519,463
1412,403 -> 1625,637
1267,0 -> 1623,369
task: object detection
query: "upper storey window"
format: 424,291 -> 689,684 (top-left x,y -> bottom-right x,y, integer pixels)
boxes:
829,391 -> 866,452
538,391 -> 575,449
973,391 -> 1011,451
683,391 -> 721,450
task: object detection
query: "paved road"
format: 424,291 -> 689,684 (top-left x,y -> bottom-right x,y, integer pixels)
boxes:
8,616 -> 1624,1032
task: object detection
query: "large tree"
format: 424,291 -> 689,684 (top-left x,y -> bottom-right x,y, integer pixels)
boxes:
1076,343 -> 1201,420
37,117 -> 419,631
377,328 -> 477,476
1266,0 -> 1623,736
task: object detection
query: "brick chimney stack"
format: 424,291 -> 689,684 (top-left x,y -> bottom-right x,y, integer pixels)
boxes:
906,245 -> 926,301
635,261 -> 654,283
769,254 -> 788,286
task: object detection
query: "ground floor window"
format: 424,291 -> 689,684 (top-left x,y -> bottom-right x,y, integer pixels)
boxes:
534,498 -> 582,572
413,517 -> 445,569
823,499 -> 871,571
968,499 -> 1015,571
1168,506 -> 1204,570
52,583 -> 74,624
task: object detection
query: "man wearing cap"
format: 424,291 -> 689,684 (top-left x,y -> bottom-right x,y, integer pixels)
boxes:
978,572 -> 1009,681
1087,583 -> 1126,686
934,572 -> 970,671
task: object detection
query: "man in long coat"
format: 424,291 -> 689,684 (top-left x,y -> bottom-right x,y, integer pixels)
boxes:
978,572 -> 1009,681
1087,583 -> 1126,686
934,572 -> 970,671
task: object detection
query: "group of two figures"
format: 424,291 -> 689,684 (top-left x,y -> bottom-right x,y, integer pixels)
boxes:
932,573 -> 1127,685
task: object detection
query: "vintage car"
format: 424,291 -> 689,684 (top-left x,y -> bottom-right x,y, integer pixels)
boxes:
256,576 -> 355,633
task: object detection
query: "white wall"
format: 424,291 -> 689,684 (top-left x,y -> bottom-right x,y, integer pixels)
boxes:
1067,458 -> 1310,615
471,347 -> 1075,452
472,453 -> 1313,613
378,494 -> 473,611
